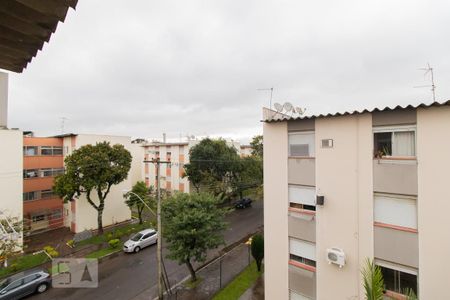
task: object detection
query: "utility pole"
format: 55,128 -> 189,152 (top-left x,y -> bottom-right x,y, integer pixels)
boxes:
143,157 -> 171,299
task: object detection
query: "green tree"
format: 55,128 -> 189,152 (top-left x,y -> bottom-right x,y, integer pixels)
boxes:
124,181 -> 155,224
361,258 -> 384,300
162,192 -> 227,281
251,234 -> 264,272
250,135 -> 263,158
184,138 -> 241,192
232,156 -> 263,199
54,142 -> 132,235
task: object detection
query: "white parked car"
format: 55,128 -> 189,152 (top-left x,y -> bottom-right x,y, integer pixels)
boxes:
123,229 -> 158,253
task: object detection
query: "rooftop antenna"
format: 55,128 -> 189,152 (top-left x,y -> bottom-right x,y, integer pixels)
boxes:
415,63 -> 436,101
60,117 -> 68,134
257,87 -> 274,109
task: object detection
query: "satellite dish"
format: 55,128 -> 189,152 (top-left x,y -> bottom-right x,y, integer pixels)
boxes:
296,107 -> 306,115
274,103 -> 283,112
283,102 -> 293,112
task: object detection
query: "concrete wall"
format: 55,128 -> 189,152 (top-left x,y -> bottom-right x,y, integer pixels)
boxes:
315,114 -> 373,300
288,215 -> 315,243
289,265 -> 316,299
374,226 -> 418,268
264,121 -> 289,300
0,72 -> 7,127
373,160 -> 418,195
0,129 -> 23,241
288,158 -> 315,186
417,106 -> 450,299
66,134 -> 132,233
129,143 -> 144,186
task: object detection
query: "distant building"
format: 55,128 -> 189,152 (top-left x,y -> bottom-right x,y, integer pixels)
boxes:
141,138 -> 242,193
263,101 -> 450,300
21,132 -> 141,235
240,145 -> 253,157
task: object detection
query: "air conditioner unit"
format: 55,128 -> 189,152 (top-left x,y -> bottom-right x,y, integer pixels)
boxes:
326,247 -> 345,268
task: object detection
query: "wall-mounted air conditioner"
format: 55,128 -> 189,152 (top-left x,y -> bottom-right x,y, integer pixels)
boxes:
326,247 -> 345,268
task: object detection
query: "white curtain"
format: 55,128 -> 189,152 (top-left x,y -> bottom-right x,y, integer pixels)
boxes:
393,131 -> 415,156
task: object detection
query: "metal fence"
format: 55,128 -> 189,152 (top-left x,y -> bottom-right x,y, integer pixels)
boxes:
167,241 -> 256,300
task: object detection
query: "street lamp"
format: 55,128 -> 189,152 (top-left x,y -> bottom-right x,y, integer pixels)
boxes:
122,190 -> 156,217
123,188 -> 162,299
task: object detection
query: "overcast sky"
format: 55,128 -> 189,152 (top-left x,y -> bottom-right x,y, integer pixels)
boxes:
8,0 -> 450,142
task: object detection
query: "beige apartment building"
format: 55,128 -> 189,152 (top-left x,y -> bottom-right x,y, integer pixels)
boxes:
263,101 -> 450,300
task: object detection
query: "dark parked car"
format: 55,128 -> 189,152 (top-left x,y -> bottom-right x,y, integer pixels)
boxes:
235,198 -> 252,209
0,269 -> 51,300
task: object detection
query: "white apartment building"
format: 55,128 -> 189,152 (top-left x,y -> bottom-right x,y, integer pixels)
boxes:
141,138 -> 242,193
0,72 -> 23,241
263,101 -> 450,300
59,134 -> 138,233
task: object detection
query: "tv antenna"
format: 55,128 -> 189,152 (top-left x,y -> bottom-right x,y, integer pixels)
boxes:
414,63 -> 436,101
60,117 -> 68,134
257,87 -> 274,109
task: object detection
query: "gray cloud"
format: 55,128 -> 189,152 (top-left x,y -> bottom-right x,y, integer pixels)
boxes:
8,0 -> 450,142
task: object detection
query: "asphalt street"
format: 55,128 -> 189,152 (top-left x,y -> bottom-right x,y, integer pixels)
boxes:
29,200 -> 263,300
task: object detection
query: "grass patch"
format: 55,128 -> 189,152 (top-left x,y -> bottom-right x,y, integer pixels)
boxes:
76,220 -> 155,248
49,262 -> 70,275
213,261 -> 263,300
0,253 -> 49,279
184,277 -> 203,289
85,247 -> 121,259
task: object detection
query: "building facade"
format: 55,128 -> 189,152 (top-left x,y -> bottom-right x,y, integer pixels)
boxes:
142,142 -> 194,193
263,101 -> 450,300
23,135 -> 65,234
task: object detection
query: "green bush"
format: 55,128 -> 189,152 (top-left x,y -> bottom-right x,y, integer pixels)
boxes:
251,234 -> 264,272
114,229 -> 124,239
43,246 -> 59,258
108,239 -> 121,249
66,240 -> 75,248
106,233 -> 113,241
9,263 -> 18,272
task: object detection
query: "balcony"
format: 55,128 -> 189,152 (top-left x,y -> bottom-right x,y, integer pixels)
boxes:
288,157 -> 315,186
373,159 -> 417,196
289,264 -> 316,299
288,212 -> 315,243
374,224 -> 418,268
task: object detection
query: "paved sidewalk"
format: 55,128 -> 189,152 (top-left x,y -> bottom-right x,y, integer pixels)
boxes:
239,275 -> 264,300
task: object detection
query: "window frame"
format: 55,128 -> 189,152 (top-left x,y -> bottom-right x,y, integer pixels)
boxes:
376,260 -> 418,295
373,125 -> 417,159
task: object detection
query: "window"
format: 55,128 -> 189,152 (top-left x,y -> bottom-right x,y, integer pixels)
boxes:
5,279 -> 22,292
32,214 -> 46,222
374,194 -> 417,230
289,238 -> 316,267
53,168 -> 65,176
289,185 -> 316,211
289,132 -> 315,157
41,168 -> 53,177
40,146 -> 64,156
51,209 -> 62,219
374,127 -> 416,157
379,265 -> 417,295
52,147 -> 63,155
23,191 -> 38,201
23,146 -> 38,156
23,169 -> 38,178
40,190 -> 54,199
23,274 -> 41,284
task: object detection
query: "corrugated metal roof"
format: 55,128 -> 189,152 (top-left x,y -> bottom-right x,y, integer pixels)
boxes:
0,0 -> 78,73
263,100 -> 450,122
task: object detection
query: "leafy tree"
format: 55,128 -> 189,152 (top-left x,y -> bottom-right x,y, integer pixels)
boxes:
250,135 -> 263,158
361,258 -> 384,300
162,192 -> 227,282
124,181 -> 155,224
0,215 -> 22,267
232,156 -> 263,199
54,142 -> 132,235
251,234 -> 264,272
184,138 -> 241,192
